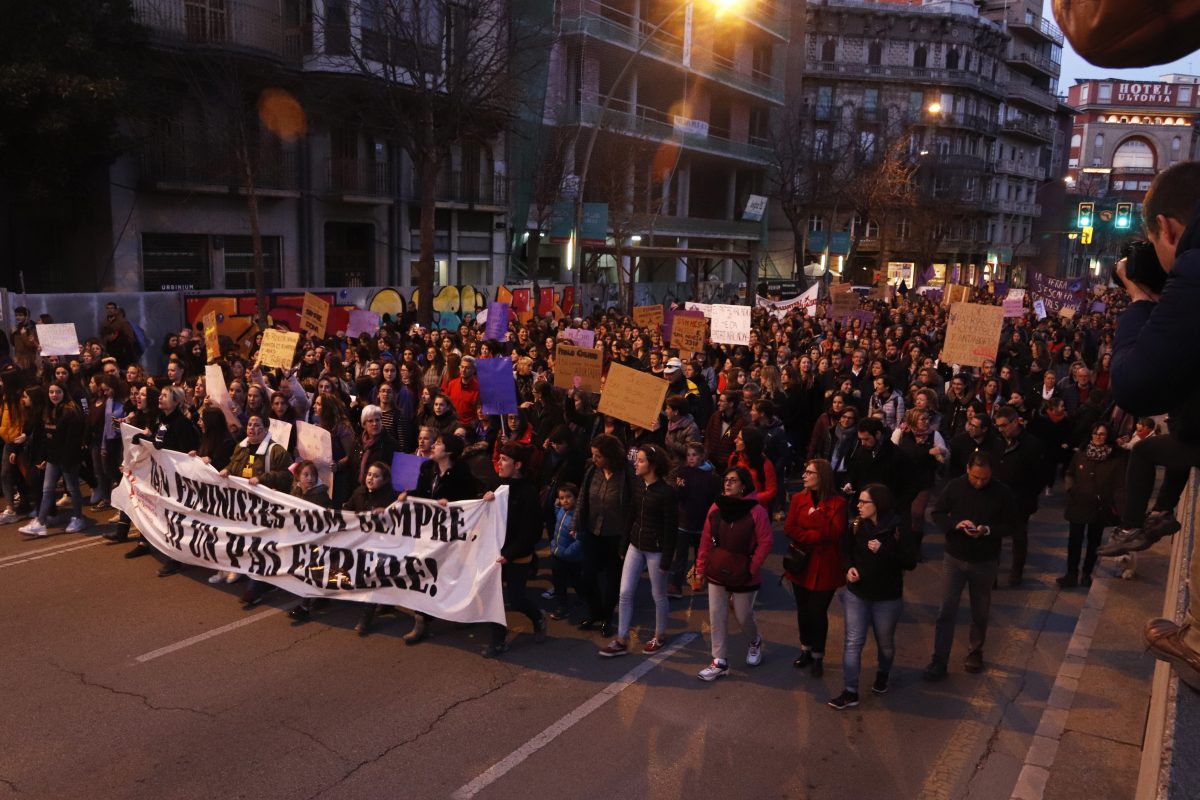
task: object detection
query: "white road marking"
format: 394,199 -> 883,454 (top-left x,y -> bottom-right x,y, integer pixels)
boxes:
0,539 -> 104,568
452,631 -> 700,800
134,608 -> 284,664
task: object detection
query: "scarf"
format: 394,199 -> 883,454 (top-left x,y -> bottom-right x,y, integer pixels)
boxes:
831,423 -> 857,472
715,493 -> 757,523
360,429 -> 380,485
1046,407 -> 1068,423
1085,443 -> 1112,462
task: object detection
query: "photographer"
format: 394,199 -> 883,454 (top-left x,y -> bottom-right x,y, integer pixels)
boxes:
1096,161 -> 1200,691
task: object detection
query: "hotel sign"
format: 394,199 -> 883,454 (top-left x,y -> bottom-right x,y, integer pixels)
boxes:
1116,82 -> 1174,105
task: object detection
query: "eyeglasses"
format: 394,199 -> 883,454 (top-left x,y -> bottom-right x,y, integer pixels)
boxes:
857,499 -> 874,505
803,469 -> 818,476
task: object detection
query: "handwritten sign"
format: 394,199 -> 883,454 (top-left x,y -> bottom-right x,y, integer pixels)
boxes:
1033,299 -> 1047,320
257,329 -> 300,371
554,343 -> 604,392
203,312 -> 220,362
709,304 -> 750,345
300,292 -> 330,339
830,284 -> 858,319
941,302 -> 1005,368
346,309 -> 381,340
558,328 -> 595,348
36,323 -> 80,356
204,365 -> 242,431
670,315 -> 708,353
597,362 -> 668,431
632,305 -> 664,329
1002,289 -> 1025,318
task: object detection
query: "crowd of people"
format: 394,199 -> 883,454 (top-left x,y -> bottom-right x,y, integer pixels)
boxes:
4,162 -> 1199,700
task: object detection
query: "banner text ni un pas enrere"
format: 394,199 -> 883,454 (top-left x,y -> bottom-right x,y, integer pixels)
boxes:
113,425 -> 508,624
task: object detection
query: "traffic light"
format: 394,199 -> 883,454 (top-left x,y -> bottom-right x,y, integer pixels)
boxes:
1081,226 -> 1094,245
1077,202 -> 1094,228
1115,202 -> 1133,229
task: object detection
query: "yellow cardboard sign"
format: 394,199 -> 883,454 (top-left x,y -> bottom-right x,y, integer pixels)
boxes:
597,362 -> 668,431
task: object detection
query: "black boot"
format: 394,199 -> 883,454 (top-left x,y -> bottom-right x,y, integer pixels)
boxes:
403,614 -> 429,645
811,655 -> 824,677
105,521 -> 131,543
1055,572 -> 1079,589
124,541 -> 151,559
355,605 -> 377,637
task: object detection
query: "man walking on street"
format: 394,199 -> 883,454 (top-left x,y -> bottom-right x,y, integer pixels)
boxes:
990,405 -> 1044,586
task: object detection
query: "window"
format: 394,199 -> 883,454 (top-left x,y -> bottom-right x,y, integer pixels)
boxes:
1173,136 -> 1182,152
868,41 -> 882,66
1112,180 -> 1125,190
1139,180 -> 1152,190
821,38 -> 836,62
860,131 -> 877,160
141,234 -> 212,291
1180,86 -> 1193,104
865,220 -> 879,238
445,3 -> 470,69
946,48 -> 959,70
897,218 -> 911,240
1094,133 -> 1104,150
223,236 -> 282,290
808,214 -> 823,232
815,86 -> 833,120
1070,133 -> 1081,148
1080,84 -> 1090,103
1097,83 -> 1112,102
863,88 -> 879,113
1113,139 -> 1155,169
913,46 -> 927,68
813,127 -> 829,158
909,90 -> 924,117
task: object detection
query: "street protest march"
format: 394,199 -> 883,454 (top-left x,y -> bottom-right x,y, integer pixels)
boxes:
113,425 -> 509,625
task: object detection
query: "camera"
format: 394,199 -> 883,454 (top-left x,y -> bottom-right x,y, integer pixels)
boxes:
1120,240 -> 1169,295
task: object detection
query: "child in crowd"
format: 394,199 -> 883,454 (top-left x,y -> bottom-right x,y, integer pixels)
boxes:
549,483 -> 583,620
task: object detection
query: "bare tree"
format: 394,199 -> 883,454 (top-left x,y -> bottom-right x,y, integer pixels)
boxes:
841,129 -> 917,283
329,0 -> 540,326
522,127 -> 575,279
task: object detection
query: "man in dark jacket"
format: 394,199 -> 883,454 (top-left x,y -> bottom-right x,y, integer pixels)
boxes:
703,391 -> 746,472
990,405 -> 1044,586
948,412 -> 1000,478
925,452 -> 1017,680
845,418 -> 911,504
1096,161 -> 1200,691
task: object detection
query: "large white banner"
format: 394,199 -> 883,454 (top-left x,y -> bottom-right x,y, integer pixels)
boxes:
113,425 -> 508,624
709,303 -> 751,345
755,285 -> 819,319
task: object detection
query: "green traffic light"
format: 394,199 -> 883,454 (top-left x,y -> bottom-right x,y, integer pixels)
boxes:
1115,218 -> 1130,229
1079,216 -> 1092,227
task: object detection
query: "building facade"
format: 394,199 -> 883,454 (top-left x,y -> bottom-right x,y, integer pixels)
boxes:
779,0 -> 1063,288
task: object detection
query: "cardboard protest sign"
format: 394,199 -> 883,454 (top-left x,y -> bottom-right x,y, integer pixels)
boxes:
295,420 -> 334,496
257,329 -> 300,371
476,357 -> 518,415
597,362 -> 668,431
346,309 -> 381,340
558,328 -> 595,348
632,305 -> 664,329
36,323 -> 80,356
709,304 -> 751,345
670,315 -> 708,354
941,302 -> 1005,368
1059,306 -> 1076,320
684,302 -> 712,316
204,365 -> 243,431
830,284 -> 858,319
942,284 -> 972,306
391,453 -> 427,493
484,302 -> 510,341
300,292 -> 330,339
203,311 -> 220,362
1002,289 -> 1025,317
114,424 -> 509,624
268,418 -> 293,451
555,343 -> 603,392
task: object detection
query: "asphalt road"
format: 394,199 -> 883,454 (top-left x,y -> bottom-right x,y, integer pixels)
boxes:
0,493 -> 1104,800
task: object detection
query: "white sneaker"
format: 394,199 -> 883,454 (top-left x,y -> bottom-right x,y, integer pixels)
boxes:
19,520 -> 47,537
224,571 -> 242,584
0,510 -> 18,525
746,637 -> 763,667
207,572 -> 226,585
698,660 -> 729,681
64,517 -> 90,534
541,588 -> 556,600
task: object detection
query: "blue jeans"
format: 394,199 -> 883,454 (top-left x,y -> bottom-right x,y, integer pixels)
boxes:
39,463 -> 82,524
841,590 -> 903,692
618,546 -> 669,640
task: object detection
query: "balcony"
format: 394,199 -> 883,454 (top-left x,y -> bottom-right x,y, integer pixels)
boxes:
992,198 -> 1042,216
323,158 -> 393,200
1002,9 -> 1065,46
563,98 -> 773,165
1000,116 -> 1054,142
740,0 -> 790,41
132,0 -> 306,61
923,153 -> 990,173
408,170 -> 508,208
1005,45 -> 1059,78
561,4 -> 784,104
995,158 -> 1047,180
140,141 -> 299,193
807,61 -> 1004,99
1004,80 -> 1059,111
935,112 -> 998,136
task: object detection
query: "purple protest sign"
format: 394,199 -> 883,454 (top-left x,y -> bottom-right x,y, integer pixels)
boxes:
664,307 -> 705,345
476,357 -> 518,415
391,453 -> 427,492
1091,300 -> 1107,313
346,309 -> 381,339
484,302 -> 510,341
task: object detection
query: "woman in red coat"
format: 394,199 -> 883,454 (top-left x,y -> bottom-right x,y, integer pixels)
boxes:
784,457 -> 847,677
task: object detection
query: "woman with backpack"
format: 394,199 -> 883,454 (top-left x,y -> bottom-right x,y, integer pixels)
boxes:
694,465 -> 773,681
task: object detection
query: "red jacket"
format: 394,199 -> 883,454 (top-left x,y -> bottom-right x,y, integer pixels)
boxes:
727,452 -> 777,508
442,377 -> 480,426
783,490 -> 848,591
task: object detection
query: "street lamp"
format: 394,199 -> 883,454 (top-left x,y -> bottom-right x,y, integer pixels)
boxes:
569,0 -> 745,313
